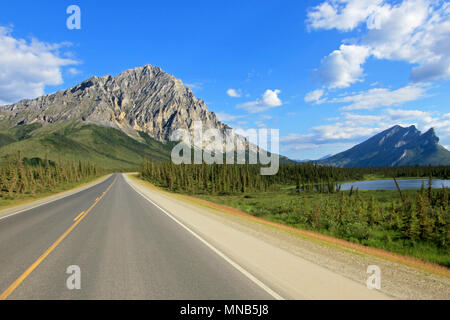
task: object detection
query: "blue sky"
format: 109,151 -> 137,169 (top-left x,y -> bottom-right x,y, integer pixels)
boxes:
1,0 -> 449,159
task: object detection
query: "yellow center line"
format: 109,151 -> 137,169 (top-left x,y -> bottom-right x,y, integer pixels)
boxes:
73,211 -> 85,222
0,176 -> 117,300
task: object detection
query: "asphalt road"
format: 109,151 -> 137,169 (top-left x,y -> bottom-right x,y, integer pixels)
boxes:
0,174 -> 273,300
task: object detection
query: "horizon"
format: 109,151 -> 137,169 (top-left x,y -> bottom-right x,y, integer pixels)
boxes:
1,0 -> 449,160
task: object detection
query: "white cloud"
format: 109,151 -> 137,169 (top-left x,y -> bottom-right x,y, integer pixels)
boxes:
237,89 -> 282,113
281,123 -> 381,148
343,108 -> 450,134
227,88 -> 242,98
68,67 -> 81,76
185,82 -> 203,91
254,121 -> 267,128
215,112 -> 245,122
313,123 -> 382,141
260,114 -> 273,120
304,89 -> 326,104
335,85 -> 427,110
341,112 -> 384,125
307,0 -> 450,86
0,26 -> 78,105
307,0 -> 384,32
385,108 -> 432,122
281,126 -> 376,158
318,44 -> 371,88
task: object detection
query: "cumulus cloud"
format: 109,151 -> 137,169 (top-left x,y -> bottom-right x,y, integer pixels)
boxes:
0,26 -> 78,105
304,89 -> 326,104
307,0 -> 450,87
307,0 -> 384,32
335,85 -> 427,110
227,88 -> 242,98
318,44 -> 371,88
237,89 -> 282,113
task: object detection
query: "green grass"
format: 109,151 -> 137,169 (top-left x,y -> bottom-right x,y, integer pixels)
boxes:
0,133 -> 16,148
184,188 -> 449,267
0,121 -> 173,170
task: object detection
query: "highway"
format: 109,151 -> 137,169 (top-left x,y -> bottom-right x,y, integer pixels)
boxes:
0,174 -> 274,300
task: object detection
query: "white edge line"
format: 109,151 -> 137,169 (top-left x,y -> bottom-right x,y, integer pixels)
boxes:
123,174 -> 285,301
0,174 -> 113,222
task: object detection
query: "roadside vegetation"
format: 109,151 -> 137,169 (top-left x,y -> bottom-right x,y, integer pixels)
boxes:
0,152 -> 104,209
140,160 -> 450,267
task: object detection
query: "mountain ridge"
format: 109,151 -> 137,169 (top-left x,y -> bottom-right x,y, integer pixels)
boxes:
0,64 -> 230,143
318,125 -> 450,167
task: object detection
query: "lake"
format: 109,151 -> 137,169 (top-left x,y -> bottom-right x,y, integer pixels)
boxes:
339,179 -> 450,191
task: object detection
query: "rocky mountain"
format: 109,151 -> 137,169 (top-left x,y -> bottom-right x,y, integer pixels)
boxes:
0,65 -> 283,169
318,125 -> 450,167
0,65 -> 230,143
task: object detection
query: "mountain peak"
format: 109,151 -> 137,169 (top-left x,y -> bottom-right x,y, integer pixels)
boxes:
0,64 -> 227,142
423,127 -> 436,136
420,127 -> 439,145
386,124 -> 417,133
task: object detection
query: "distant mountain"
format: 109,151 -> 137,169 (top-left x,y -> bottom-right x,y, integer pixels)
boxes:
318,125 -> 450,167
293,154 -> 334,163
318,154 -> 333,161
293,159 -> 310,163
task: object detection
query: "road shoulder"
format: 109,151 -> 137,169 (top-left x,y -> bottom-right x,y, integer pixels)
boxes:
0,174 -> 112,220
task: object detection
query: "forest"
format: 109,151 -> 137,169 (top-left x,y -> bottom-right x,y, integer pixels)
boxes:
140,160 -> 450,194
0,152 -> 103,205
140,160 -> 450,266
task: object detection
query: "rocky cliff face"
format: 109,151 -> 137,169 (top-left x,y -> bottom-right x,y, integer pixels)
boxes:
318,125 -> 450,167
0,65 -> 230,143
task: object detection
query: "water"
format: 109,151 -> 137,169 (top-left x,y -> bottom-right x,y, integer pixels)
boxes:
339,179 -> 450,191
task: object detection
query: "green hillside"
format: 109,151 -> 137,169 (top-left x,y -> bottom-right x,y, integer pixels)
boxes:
0,122 -> 174,170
